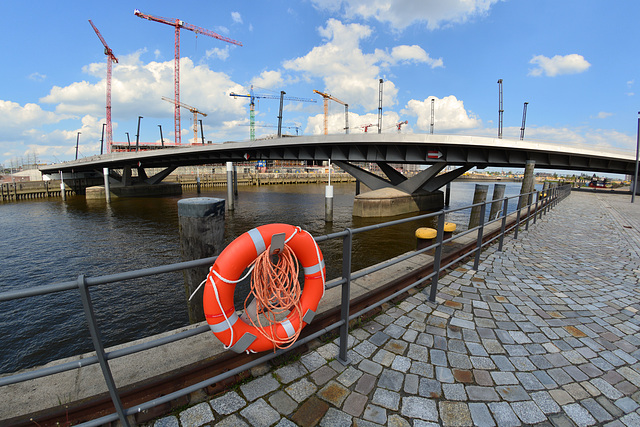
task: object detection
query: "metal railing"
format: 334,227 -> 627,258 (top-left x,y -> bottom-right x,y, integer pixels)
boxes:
0,183 -> 570,426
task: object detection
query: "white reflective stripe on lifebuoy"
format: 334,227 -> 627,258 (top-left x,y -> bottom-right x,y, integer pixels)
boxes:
281,319 -> 296,338
248,228 -> 266,255
208,312 -> 239,333
303,259 -> 325,276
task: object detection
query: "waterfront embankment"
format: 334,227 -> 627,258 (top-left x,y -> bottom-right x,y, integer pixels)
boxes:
140,190 -> 640,426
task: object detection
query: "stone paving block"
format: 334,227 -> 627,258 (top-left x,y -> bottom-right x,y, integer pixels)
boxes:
310,365 -> 337,386
391,355 -> 412,372
372,388 -> 400,411
239,398 -> 280,427
358,359 -> 382,375
443,383 -> 467,401
510,401 -> 546,424
336,366 -> 363,387
410,361 -> 434,378
240,374 -> 280,402
179,402 -> 214,427
319,407 -> 352,427
215,414 -> 249,427
363,404 -> 387,425
562,383 -> 590,400
354,340 -> 379,358
530,390 -> 560,414
419,378 -> 443,399
495,385 -> 531,402
591,377 -> 624,400
210,390 -> 246,415
378,368 -> 404,391
269,390 -> 298,415
301,351 -> 328,372
448,352 -> 472,369
436,366 -> 454,383
491,371 -> 518,385
401,396 -> 438,422
274,361 -> 308,384
614,396 -> 639,412
430,349 -> 447,366
488,402 -> 520,427
469,402 -> 496,426
291,396 -> 329,427
562,403 -> 596,427
385,339 -> 409,355
384,323 -> 407,339
285,378 -> 317,403
581,397 -> 614,423
355,373 -> 377,395
466,385 -> 501,401
342,391 -> 368,417
318,380 -> 350,406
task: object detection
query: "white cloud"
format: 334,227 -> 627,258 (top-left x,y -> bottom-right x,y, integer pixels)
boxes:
284,19 -> 438,111
528,54 -> 591,77
595,112 -> 613,119
251,70 -> 284,89
231,12 -> 243,24
305,110 -> 403,135
28,72 -> 46,82
40,52 -> 245,125
401,96 -> 481,131
311,0 -> 501,30
206,46 -> 230,61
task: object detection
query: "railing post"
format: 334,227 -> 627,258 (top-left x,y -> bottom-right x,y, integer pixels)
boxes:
498,198 -> 508,252
525,190 -> 532,231
338,229 -> 352,365
533,191 -> 539,225
514,196 -> 522,240
428,212 -> 446,302
76,274 -> 130,427
473,199 -> 486,270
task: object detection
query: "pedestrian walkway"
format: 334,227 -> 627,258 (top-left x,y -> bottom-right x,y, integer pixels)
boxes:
148,191 -> 640,427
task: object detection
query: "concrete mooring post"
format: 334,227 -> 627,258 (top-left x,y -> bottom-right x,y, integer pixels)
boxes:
178,197 -> 225,323
226,162 -> 235,211
489,183 -> 506,221
102,167 -> 111,203
59,171 -> 66,201
468,184 -> 489,229
519,160 -> 535,209
325,160 -> 334,222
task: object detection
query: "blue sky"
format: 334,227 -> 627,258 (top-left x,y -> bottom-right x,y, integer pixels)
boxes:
2,0 -> 639,175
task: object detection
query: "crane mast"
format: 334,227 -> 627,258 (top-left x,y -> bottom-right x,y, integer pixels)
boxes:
88,20 -> 118,153
313,90 -> 349,135
230,85 -> 316,140
134,9 -> 241,145
161,96 -> 207,144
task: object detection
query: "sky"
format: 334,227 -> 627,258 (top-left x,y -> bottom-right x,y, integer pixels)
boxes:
1,0 -> 639,177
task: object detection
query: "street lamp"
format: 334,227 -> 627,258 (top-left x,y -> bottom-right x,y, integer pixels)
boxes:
100,123 -> 106,155
75,132 -> 81,160
158,125 -> 164,147
136,116 -> 143,152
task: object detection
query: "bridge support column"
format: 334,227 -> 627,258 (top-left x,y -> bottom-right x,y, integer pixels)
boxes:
468,184 -> 488,229
178,197 -> 225,323
102,168 -> 111,203
59,171 -> 66,201
519,160 -> 535,209
226,162 -> 235,211
489,184 -> 506,221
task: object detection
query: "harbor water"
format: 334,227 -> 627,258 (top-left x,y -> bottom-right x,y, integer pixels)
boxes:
0,181 -> 532,375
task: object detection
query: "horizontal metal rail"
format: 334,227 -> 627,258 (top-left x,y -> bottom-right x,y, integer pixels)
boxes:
0,184 -> 570,426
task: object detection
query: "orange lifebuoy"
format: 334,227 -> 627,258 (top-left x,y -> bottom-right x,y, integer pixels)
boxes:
203,224 -> 325,353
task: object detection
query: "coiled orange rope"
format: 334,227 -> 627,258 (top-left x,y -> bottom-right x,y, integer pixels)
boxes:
244,243 -> 303,350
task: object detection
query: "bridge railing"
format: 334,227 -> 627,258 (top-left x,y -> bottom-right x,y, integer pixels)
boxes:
0,184 -> 570,426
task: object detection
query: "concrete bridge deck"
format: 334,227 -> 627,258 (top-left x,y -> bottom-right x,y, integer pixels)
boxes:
148,191 -> 640,426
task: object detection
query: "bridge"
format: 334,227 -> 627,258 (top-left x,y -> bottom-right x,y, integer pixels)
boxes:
39,133 -> 637,199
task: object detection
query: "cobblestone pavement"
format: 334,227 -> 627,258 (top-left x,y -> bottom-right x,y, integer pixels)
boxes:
149,191 -> 640,427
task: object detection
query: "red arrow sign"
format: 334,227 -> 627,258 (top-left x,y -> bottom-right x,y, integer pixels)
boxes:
428,151 -> 442,159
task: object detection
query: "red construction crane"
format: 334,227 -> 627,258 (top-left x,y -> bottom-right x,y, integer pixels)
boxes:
88,20 -> 118,154
313,90 -> 349,135
161,96 -> 207,144
360,123 -> 378,133
134,9 -> 242,145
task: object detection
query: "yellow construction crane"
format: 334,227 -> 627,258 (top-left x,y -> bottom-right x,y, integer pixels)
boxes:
313,90 -> 349,135
161,96 -> 208,144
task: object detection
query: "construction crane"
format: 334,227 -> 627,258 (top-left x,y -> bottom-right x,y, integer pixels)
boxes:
88,20 -> 118,154
239,123 -> 301,136
134,9 -> 242,145
313,90 -> 349,135
230,86 -> 316,140
387,120 -> 408,132
360,123 -> 378,133
161,96 -> 207,144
